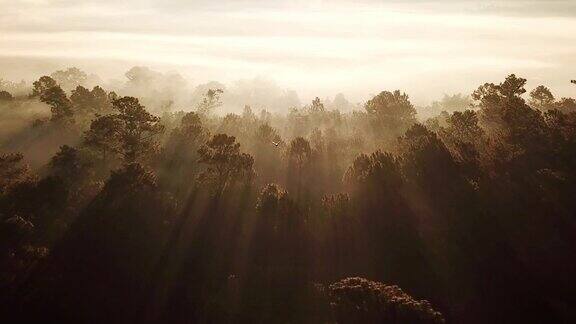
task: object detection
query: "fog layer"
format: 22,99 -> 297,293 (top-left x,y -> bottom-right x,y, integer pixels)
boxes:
1,0 -> 575,104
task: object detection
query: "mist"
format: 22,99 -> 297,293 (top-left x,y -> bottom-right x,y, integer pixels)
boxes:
2,1 -> 576,324
2,0 -> 576,105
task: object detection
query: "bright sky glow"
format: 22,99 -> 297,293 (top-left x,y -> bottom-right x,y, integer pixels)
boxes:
1,0 -> 575,104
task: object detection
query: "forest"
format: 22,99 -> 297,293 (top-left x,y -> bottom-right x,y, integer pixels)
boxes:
1,67 -> 576,323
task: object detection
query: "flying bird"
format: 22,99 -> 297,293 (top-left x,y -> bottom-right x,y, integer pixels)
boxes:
272,141 -> 279,147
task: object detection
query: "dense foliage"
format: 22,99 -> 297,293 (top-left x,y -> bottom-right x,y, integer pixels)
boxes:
1,69 -> 576,323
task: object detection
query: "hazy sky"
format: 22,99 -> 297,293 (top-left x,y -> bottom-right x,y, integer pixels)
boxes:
1,0 -> 575,104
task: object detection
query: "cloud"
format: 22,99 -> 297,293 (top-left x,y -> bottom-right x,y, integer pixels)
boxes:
0,0 -> 575,103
